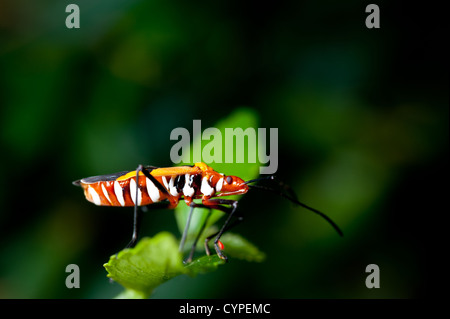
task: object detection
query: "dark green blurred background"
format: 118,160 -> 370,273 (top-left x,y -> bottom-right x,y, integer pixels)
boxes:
0,0 -> 446,298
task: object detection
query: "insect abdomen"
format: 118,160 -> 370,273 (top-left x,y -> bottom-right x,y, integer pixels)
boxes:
81,176 -> 166,207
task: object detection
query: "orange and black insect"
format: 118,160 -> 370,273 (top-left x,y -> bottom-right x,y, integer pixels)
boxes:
73,162 -> 342,262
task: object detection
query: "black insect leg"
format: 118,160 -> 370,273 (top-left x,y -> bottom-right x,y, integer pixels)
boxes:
125,165 -> 170,249
124,165 -> 145,249
201,199 -> 239,262
179,199 -> 242,262
204,213 -> 243,258
179,204 -> 195,253
182,205 -> 212,263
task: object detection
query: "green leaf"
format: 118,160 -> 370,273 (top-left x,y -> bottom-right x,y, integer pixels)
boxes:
114,288 -> 148,299
104,232 -> 185,298
104,232 -> 231,298
220,232 -> 266,262
184,255 -> 226,276
104,231 -> 265,298
181,107 -> 262,181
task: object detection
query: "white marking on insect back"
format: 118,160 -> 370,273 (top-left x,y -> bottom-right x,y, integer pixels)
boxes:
183,174 -> 195,197
169,176 -> 179,196
114,181 -> 125,206
201,176 -> 214,196
188,174 -> 195,186
101,183 -> 112,204
216,176 -> 224,192
88,186 -> 101,206
162,176 -> 169,191
146,177 -> 160,203
129,178 -> 142,206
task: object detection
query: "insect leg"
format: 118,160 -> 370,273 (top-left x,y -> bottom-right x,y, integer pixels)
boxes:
124,165 -> 147,249
182,205 -> 212,263
200,198 -> 239,261
140,166 -> 170,196
188,208 -> 212,263
179,201 -> 213,263
179,204 -> 195,252
204,213 -> 243,256
180,199 -> 241,262
125,164 -> 169,249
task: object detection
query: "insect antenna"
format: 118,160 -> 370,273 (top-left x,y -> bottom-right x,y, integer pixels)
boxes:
247,178 -> 343,237
244,175 -> 275,184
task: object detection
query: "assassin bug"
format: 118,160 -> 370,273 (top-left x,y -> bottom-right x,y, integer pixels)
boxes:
73,162 -> 342,262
